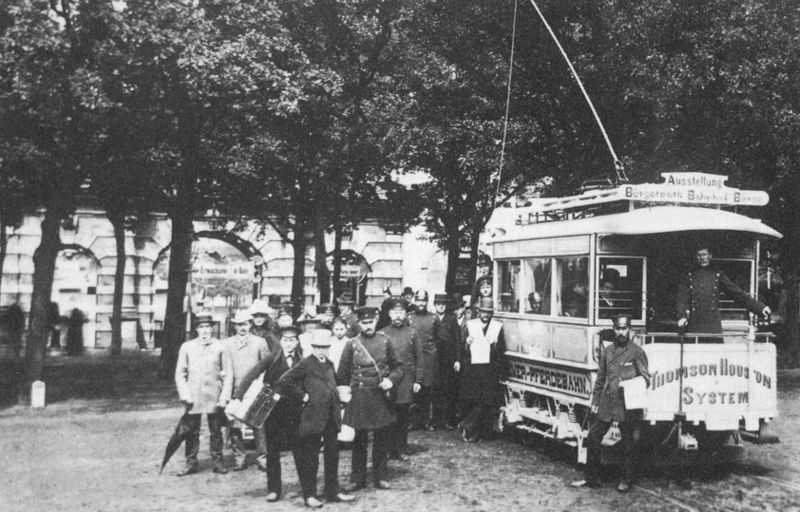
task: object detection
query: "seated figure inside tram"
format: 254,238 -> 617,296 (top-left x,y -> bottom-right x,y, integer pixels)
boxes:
597,268 -> 629,319
562,276 -> 588,318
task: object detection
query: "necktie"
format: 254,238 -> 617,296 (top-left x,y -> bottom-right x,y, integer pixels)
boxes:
286,356 -> 293,367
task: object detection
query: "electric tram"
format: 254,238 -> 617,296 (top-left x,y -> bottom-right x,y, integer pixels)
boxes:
487,172 -> 780,465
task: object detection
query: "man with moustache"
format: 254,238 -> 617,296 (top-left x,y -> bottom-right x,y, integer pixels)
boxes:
571,314 -> 649,493
433,293 -> 463,429
379,297 -> 422,460
408,290 -> 438,431
174,315 -> 233,476
224,310 -> 270,471
275,329 -> 355,508
337,307 -> 403,491
234,324 -> 305,502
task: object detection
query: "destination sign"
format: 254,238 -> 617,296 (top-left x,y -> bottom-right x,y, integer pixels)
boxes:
619,172 -> 769,206
508,359 -> 592,399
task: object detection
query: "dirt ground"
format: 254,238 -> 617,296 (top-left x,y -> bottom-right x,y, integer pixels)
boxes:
1,351 -> 799,512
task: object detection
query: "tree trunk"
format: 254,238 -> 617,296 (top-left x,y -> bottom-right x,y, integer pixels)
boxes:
158,213 -> 194,380
109,210 -> 126,357
467,226 -> 482,288
313,218 -> 331,304
785,275 -> 799,367
444,239 -> 460,294
332,227 -> 343,300
20,211 -> 61,404
290,239 -> 308,318
0,219 -> 7,299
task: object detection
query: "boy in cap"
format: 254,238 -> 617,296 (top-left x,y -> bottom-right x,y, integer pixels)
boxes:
224,310 -> 269,471
276,329 -> 355,508
571,314 -> 649,492
174,315 -> 233,475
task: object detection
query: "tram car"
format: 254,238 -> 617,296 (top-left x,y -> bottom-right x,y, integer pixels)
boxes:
487,172 -> 780,466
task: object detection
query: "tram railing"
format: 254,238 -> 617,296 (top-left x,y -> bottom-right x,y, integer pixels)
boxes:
640,331 -> 774,344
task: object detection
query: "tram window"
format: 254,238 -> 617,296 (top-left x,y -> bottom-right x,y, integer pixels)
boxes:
597,257 -> 644,320
715,259 -> 753,322
557,256 -> 589,318
498,260 -> 521,312
523,257 -> 551,315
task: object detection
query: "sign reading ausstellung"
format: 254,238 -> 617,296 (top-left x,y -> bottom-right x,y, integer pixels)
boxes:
620,172 -> 769,206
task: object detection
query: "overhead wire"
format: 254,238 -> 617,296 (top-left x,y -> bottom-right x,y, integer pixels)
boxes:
493,0 -> 519,211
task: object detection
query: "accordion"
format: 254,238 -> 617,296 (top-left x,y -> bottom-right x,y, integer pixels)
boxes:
225,377 -> 280,429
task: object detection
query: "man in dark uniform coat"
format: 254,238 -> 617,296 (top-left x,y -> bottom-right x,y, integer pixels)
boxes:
234,324 -> 304,502
572,314 -> 649,492
337,307 -> 403,491
276,330 -> 355,508
337,292 -> 361,338
676,246 -> 770,337
433,293 -> 463,429
379,297 -> 422,460
408,290 -> 439,431
456,297 -> 507,442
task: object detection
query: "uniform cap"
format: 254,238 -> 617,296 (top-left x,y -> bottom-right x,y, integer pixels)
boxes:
356,306 -> 379,321
612,314 -> 631,329
388,297 -> 409,311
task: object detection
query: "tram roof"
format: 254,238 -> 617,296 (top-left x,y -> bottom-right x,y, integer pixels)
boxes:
486,205 -> 782,244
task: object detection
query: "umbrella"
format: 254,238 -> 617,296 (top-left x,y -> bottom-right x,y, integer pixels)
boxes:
159,413 -> 192,474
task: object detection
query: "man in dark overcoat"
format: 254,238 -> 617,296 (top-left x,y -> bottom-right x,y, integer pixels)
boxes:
379,297 -> 422,460
234,324 -> 304,502
676,245 -> 770,338
571,314 -> 649,492
456,297 -> 507,442
276,330 -> 355,508
433,293 -> 463,429
337,307 -> 403,491
408,289 -> 438,431
337,292 -> 361,338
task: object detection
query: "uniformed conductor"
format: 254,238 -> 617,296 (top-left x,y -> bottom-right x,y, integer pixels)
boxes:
572,314 -> 649,492
676,245 -> 770,337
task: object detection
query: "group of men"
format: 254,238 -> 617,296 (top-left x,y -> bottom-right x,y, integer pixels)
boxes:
173,288 -> 509,508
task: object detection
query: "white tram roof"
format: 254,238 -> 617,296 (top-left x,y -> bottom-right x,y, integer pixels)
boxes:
487,205 -> 782,244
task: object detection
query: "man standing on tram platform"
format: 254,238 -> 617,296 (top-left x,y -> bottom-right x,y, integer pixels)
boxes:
676,245 -> 770,337
571,314 -> 649,492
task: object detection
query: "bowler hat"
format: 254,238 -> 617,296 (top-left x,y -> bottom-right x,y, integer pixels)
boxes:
612,314 -> 631,329
309,329 -> 333,347
402,286 -> 414,296
356,306 -> 379,321
338,292 -> 355,306
249,299 -> 270,316
231,310 -> 252,324
267,294 -> 281,308
433,293 -> 449,304
475,297 -> 494,312
194,314 -> 214,327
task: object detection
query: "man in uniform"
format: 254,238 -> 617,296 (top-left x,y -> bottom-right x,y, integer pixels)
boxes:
338,292 -> 360,338
571,314 -> 649,492
233,324 -> 305,502
275,330 -> 355,508
379,297 -> 422,460
433,293 -> 462,429
224,310 -> 269,471
456,297 -> 506,443
174,315 -> 233,476
677,245 -> 770,338
337,307 -> 403,491
408,290 -> 438,431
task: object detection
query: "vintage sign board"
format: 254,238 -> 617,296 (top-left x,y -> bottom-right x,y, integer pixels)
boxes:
506,355 -> 594,404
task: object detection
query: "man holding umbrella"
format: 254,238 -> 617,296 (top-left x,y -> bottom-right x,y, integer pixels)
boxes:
174,315 -> 233,476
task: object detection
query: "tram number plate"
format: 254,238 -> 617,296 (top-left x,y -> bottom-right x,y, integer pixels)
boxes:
507,360 -> 592,399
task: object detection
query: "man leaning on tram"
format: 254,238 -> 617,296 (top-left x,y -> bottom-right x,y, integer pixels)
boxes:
571,314 -> 649,493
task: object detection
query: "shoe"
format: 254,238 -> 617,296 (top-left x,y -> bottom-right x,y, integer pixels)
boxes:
305,496 -> 324,508
266,492 -> 280,502
176,466 -> 199,477
232,463 -> 248,472
342,483 -> 365,493
570,479 -> 599,488
617,481 -> 631,493
390,452 -> 409,461
375,480 -> 391,490
212,465 -> 228,474
425,424 -> 436,432
327,493 -> 355,503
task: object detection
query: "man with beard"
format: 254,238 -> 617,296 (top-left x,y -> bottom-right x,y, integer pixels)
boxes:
433,293 -> 462,429
234,324 -> 305,502
408,290 -> 438,431
571,314 -> 649,492
224,310 -> 269,471
379,297 -> 422,460
337,307 -> 403,491
456,297 -> 507,443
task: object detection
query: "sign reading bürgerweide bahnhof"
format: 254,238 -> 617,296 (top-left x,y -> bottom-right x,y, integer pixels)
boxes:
621,172 -> 769,206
